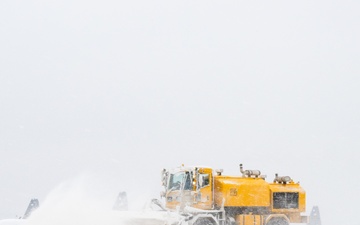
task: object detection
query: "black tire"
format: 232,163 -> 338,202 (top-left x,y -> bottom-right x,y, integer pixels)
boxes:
266,218 -> 289,225
193,218 -> 216,225
226,217 -> 236,225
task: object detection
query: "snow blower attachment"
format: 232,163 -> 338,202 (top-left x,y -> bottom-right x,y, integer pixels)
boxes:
112,164 -> 320,225
23,199 -> 39,219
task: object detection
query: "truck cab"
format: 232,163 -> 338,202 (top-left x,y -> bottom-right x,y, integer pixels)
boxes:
162,165 -> 213,211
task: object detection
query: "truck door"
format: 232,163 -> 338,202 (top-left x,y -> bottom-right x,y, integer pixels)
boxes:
194,168 -> 213,210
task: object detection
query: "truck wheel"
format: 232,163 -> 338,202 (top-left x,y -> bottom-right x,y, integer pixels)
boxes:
226,217 -> 236,225
266,218 -> 289,225
193,218 -> 216,225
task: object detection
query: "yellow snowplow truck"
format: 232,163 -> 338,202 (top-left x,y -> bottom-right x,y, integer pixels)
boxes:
159,164 -> 320,225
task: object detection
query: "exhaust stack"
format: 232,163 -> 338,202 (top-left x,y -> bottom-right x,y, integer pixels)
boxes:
240,164 -> 261,177
273,173 -> 292,184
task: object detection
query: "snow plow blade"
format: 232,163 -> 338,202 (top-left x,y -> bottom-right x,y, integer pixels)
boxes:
113,191 -> 128,211
23,199 -> 39,219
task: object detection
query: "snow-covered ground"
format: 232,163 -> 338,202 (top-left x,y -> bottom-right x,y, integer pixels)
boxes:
0,219 -> 27,225
0,210 -> 181,225
0,178 -> 177,225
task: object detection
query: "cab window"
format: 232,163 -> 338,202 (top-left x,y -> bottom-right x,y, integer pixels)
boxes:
198,174 -> 210,188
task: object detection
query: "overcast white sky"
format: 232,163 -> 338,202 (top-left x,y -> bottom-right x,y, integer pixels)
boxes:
1,1 -> 359,225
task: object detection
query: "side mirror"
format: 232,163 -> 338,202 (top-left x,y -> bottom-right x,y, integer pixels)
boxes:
161,169 -> 168,186
160,191 -> 166,198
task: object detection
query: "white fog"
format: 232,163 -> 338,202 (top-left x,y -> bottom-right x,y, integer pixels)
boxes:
0,1 -> 359,225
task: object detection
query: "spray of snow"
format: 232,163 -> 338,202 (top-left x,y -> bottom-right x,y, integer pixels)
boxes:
25,175 -> 167,225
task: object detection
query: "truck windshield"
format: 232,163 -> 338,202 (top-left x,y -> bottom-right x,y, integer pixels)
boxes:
168,172 -> 192,190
